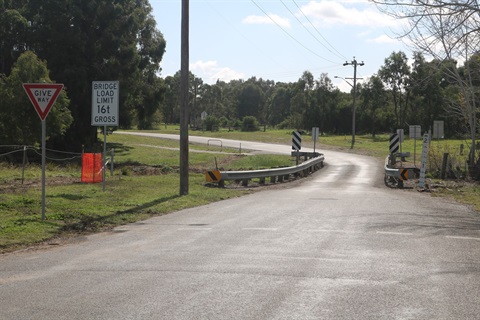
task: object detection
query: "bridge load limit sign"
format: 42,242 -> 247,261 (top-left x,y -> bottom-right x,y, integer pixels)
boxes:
92,81 -> 119,126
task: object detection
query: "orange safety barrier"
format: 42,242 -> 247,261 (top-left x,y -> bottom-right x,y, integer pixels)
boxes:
81,153 -> 103,183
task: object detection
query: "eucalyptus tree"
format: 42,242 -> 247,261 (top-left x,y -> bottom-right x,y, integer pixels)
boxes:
266,84 -> 292,127
360,75 -> 387,137
371,0 -> 480,177
0,51 -> 72,146
0,0 -> 28,75
237,78 -> 264,120
198,83 -> 225,119
290,71 -> 316,130
162,74 -> 180,124
378,51 -> 411,129
1,0 -> 166,149
313,73 -> 339,133
408,53 -> 447,133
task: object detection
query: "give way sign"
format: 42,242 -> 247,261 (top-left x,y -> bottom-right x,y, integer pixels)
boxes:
23,83 -> 64,120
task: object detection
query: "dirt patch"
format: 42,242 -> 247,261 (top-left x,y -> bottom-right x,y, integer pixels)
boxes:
0,176 -> 79,193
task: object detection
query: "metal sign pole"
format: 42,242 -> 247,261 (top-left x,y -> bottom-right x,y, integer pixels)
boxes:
103,126 -> 107,192
418,133 -> 430,189
414,135 -> 417,167
41,120 -> 46,220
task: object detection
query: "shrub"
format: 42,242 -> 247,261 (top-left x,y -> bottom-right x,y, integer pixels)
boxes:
241,116 -> 260,132
205,115 -> 220,131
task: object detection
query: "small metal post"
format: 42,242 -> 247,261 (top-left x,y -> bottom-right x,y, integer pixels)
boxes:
441,153 -> 449,180
22,146 -> 26,185
110,148 -> 114,176
102,126 -> 107,191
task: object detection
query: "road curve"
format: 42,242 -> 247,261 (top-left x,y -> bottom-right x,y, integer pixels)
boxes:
1,132 -> 480,319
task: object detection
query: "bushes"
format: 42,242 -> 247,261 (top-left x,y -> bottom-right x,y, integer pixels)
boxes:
241,116 -> 260,132
205,115 -> 220,131
200,115 -> 261,132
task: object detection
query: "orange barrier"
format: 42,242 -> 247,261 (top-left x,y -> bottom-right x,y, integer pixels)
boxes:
81,153 -> 103,183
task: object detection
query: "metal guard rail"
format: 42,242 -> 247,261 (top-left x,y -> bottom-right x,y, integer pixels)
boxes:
384,155 -> 419,188
384,156 -> 400,178
220,154 -> 324,184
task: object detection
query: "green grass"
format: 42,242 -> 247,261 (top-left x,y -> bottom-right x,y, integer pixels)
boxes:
0,173 -> 254,252
1,127 -> 479,253
129,126 -> 479,211
0,132 -> 294,253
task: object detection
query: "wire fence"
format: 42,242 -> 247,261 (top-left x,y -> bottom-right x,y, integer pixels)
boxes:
0,145 -> 116,185
0,145 -> 83,163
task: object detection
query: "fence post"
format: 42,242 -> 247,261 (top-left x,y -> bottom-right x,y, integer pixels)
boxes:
22,146 -> 27,185
441,153 -> 449,180
110,148 -> 114,176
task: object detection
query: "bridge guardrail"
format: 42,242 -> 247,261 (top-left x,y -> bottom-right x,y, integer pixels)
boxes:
207,153 -> 325,187
384,155 -> 419,189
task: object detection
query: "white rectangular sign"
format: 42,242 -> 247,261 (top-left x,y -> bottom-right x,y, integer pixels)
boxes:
397,129 -> 405,143
409,125 -> 421,139
92,81 -> 119,126
433,120 -> 444,139
312,127 -> 319,141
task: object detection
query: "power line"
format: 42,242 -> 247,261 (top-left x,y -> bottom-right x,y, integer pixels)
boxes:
250,0 -> 339,64
291,0 -> 347,61
206,0 -> 285,70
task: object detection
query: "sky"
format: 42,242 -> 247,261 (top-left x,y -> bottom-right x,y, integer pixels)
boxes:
150,0 -> 410,92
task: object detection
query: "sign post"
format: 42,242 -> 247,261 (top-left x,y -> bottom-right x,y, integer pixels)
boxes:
418,133 -> 430,189
312,127 -> 319,153
23,83 -> 64,220
201,111 -> 207,132
92,81 -> 119,191
409,125 -> 421,166
433,120 -> 444,140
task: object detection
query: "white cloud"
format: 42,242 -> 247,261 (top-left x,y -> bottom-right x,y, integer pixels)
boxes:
211,67 -> 245,83
242,14 -> 291,28
191,60 -> 244,84
299,0 -> 397,28
190,60 -> 218,73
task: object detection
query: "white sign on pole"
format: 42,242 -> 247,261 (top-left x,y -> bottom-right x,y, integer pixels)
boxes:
23,83 -> 64,220
409,125 -> 421,139
312,127 -> 319,141
418,133 -> 430,188
92,81 -> 119,126
433,120 -> 444,139
397,129 -> 405,143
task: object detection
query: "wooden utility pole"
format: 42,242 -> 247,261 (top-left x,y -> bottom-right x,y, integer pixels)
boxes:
180,0 -> 189,195
343,57 -> 364,149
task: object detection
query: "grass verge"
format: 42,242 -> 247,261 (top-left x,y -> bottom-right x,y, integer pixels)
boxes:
0,133 -> 294,253
1,128 -> 478,253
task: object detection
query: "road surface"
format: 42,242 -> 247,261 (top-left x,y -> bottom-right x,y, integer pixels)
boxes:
1,133 -> 480,319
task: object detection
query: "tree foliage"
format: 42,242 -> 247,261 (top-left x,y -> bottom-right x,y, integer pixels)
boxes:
1,0 -> 166,149
0,51 -> 72,145
371,0 -> 480,177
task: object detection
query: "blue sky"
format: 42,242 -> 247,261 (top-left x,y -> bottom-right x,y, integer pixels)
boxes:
150,0 -> 410,92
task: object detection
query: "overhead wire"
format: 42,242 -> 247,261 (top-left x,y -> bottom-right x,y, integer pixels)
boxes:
249,0 -> 340,64
205,0 -> 285,70
291,0 -> 348,61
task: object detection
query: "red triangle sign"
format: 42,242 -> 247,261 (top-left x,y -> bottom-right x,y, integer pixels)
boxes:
23,83 -> 64,121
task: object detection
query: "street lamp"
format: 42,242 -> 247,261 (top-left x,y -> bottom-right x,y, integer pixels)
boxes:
334,75 -> 354,88
341,57 -> 364,149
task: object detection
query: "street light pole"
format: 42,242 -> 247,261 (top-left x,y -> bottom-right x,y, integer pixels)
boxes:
343,57 -> 364,149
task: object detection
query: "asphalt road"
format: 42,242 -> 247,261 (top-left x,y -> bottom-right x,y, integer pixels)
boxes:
1,133 -> 480,319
